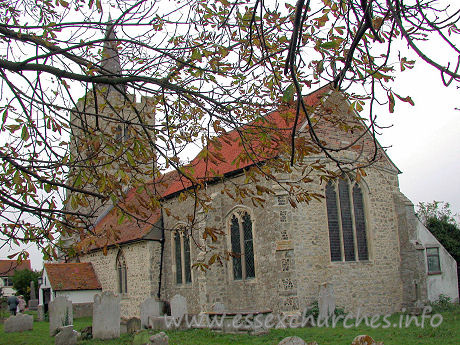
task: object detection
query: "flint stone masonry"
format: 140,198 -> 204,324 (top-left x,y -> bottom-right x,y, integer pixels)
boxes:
49,296 -> 73,336
318,283 -> 335,320
92,292 -> 121,339
212,302 -> 225,313
79,241 -> 162,318
55,325 -> 79,345
140,298 -> 163,328
170,294 -> 187,319
4,313 -> 33,333
150,331 -> 169,345
278,336 -> 307,345
161,165 -> 405,316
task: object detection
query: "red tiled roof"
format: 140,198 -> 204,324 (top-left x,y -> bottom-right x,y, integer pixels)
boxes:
80,86 -> 329,250
162,87 -> 326,197
0,260 -> 31,277
44,262 -> 101,291
79,172 -> 178,251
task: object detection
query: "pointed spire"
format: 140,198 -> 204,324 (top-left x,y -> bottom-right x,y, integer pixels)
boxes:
101,16 -> 122,76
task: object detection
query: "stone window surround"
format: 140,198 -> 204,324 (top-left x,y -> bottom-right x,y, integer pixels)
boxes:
171,224 -> 193,286
426,245 -> 441,275
225,206 -> 257,283
325,175 -> 373,263
116,250 -> 128,296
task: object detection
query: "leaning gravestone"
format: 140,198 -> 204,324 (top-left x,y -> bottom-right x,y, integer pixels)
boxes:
318,282 -> 335,321
140,298 -> 163,328
4,313 -> 33,333
55,325 -> 79,345
92,291 -> 121,339
170,294 -> 187,319
49,296 -> 73,336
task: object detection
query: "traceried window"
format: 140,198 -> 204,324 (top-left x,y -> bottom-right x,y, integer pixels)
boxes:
116,250 -> 128,294
325,176 -> 369,262
426,247 -> 441,274
173,227 -> 192,285
229,210 -> 255,280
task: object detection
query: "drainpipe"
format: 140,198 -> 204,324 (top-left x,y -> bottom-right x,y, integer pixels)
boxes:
157,209 -> 165,299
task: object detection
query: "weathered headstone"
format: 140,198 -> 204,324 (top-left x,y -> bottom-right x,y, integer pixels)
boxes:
140,298 -> 163,328
4,313 -> 33,333
28,281 -> 38,310
170,294 -> 187,319
318,282 -> 335,321
49,296 -> 73,336
278,336 -> 307,345
150,331 -> 169,345
55,325 -> 79,345
127,317 -> 141,334
92,291 -> 121,339
212,302 -> 225,313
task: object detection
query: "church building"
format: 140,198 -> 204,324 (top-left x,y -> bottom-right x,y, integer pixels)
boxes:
39,24 -> 459,319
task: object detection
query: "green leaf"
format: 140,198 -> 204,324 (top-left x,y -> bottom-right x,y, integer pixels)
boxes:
2,109 -> 8,125
21,126 -> 29,141
282,84 -> 295,103
191,49 -> 202,61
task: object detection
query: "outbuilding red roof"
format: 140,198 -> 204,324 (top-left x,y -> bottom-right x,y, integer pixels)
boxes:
44,262 -> 101,291
0,260 -> 31,277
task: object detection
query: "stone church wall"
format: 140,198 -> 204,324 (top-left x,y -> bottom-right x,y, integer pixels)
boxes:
161,161 -> 405,316
79,240 -> 161,318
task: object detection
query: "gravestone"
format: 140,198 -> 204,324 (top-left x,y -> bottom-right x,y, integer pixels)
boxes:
318,282 -> 335,321
4,313 -> 33,333
212,302 -> 225,313
170,294 -> 187,319
28,281 -> 38,310
92,291 -> 121,339
55,325 -> 79,345
127,317 -> 141,334
49,296 -> 73,336
278,336 -> 307,345
140,298 -> 163,328
30,280 -> 37,299
150,331 -> 169,345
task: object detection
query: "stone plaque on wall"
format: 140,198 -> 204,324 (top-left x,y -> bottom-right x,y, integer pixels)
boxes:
276,240 -> 293,251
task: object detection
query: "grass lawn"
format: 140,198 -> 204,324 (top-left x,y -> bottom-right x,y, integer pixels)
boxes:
0,307 -> 459,345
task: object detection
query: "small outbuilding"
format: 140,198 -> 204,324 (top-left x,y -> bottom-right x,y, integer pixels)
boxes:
38,262 -> 101,318
0,260 -> 31,297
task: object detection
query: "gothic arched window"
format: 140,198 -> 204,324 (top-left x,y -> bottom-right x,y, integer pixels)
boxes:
229,210 -> 255,280
172,227 -> 192,285
325,176 -> 369,262
116,250 -> 128,294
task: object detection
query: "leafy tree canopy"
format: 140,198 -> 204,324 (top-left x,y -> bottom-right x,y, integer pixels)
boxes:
0,0 -> 459,261
11,269 -> 41,302
417,201 -> 460,263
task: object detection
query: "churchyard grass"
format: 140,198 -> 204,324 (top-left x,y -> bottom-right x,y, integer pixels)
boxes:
0,307 -> 459,345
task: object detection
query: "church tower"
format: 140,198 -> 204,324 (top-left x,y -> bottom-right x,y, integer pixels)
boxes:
65,20 -> 156,240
